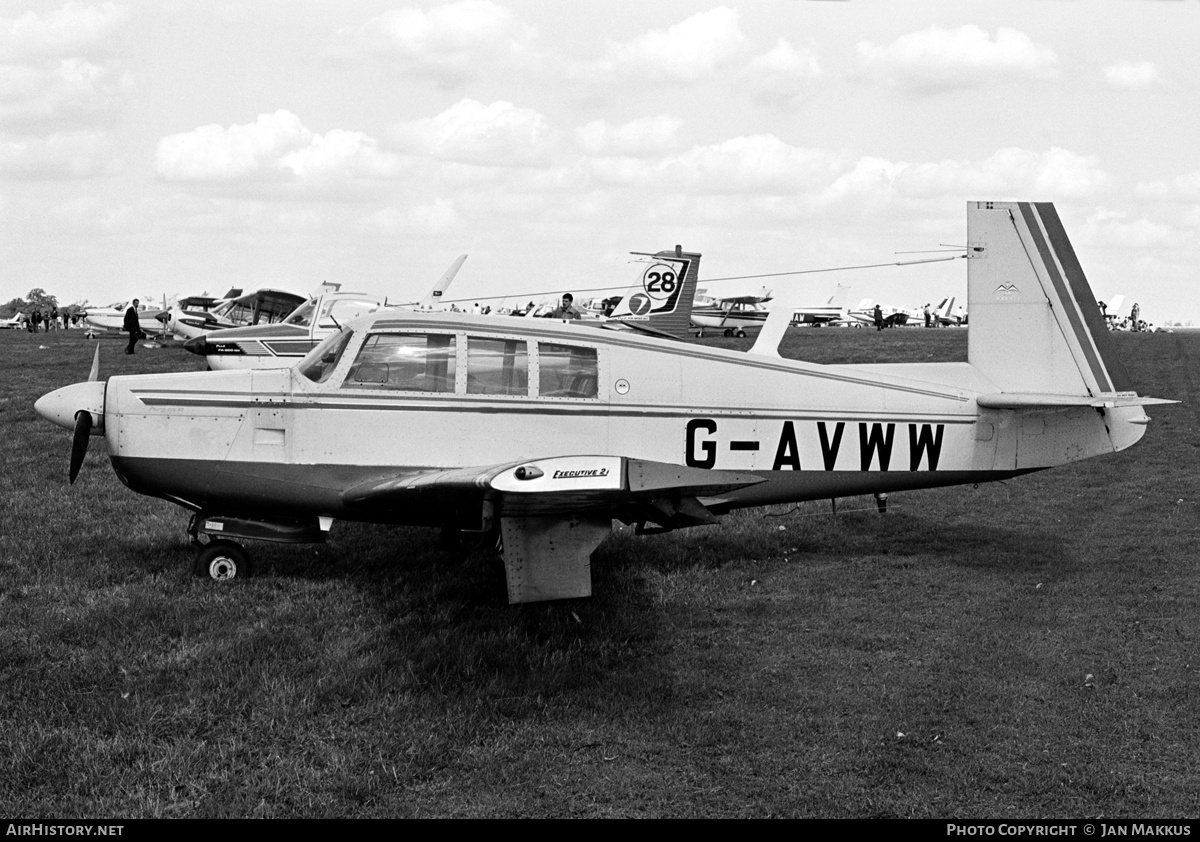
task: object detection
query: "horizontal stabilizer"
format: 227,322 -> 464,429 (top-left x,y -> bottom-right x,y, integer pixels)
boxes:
976,392 -> 1177,410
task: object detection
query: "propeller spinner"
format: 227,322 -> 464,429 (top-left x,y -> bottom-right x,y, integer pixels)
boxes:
35,345 -> 106,483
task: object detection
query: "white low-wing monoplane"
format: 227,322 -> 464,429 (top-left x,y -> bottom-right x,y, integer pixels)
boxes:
37,202 -> 1172,603
846,296 -> 956,328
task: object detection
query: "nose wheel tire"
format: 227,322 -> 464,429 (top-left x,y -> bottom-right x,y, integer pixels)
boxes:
194,540 -> 252,581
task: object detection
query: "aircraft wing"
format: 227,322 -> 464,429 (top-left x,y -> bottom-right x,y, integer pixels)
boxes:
719,295 -> 771,305
341,455 -> 765,524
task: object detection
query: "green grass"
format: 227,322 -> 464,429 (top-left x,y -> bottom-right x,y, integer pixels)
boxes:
1,326 -> 1197,817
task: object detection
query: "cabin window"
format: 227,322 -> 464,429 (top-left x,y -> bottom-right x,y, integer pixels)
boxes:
467,337 -> 528,396
298,328 -> 353,384
538,343 -> 598,398
344,333 -> 456,393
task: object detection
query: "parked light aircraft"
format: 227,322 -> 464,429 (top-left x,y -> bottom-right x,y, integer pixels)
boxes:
84,300 -> 172,335
181,255 -> 468,370
163,288 -> 306,341
37,202 -> 1171,603
1,313 -> 27,329
691,288 -> 773,337
789,285 -> 852,327
847,296 -> 955,328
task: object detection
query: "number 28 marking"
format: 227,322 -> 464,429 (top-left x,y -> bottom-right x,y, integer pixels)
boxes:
642,263 -> 678,300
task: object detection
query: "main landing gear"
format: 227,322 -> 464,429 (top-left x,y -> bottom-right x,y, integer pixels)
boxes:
187,512 -> 331,582
194,539 -> 252,581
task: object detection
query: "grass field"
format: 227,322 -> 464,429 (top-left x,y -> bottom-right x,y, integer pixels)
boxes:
1,326 -> 1197,818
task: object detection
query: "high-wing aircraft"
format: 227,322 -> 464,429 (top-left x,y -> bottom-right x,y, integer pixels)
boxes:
162,288 -> 306,341
180,255 -> 468,370
37,202 -> 1171,604
789,284 -> 852,327
691,288 -> 773,337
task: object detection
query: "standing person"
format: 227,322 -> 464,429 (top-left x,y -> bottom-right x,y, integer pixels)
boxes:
546,293 -> 582,320
873,304 -> 884,331
923,303 -> 931,328
124,299 -> 142,354
1130,302 -> 1140,332
31,309 -> 41,333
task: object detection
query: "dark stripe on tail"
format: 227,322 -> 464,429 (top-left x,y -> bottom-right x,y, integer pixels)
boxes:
1032,203 -> 1134,392
1018,203 -> 1113,393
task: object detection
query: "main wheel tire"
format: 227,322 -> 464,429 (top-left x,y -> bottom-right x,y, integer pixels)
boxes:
194,540 -> 252,581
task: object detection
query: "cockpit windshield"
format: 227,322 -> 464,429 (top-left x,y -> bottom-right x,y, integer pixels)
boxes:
298,328 -> 353,383
283,299 -> 317,327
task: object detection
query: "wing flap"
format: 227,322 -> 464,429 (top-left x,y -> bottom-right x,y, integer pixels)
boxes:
341,455 -> 765,517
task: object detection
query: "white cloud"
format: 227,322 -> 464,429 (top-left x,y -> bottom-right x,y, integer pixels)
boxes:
889,148 -> 1108,199
740,39 -> 822,108
589,134 -> 840,195
1081,208 -> 1177,249
0,130 -> 118,178
361,200 -> 460,235
1137,171 -> 1200,201
332,1 -> 535,87
0,4 -> 131,129
1105,60 -> 1161,89
390,99 -> 556,167
598,7 -> 746,82
576,115 -> 683,157
0,56 -> 131,129
46,194 -> 133,232
0,2 -> 128,61
857,25 -> 1056,93
155,110 -> 403,184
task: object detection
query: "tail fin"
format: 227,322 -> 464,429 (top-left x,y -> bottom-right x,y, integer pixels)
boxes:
607,246 -> 701,338
419,254 -> 467,308
966,201 -> 1134,397
936,296 -> 955,322
827,284 -> 851,309
1103,294 -> 1125,322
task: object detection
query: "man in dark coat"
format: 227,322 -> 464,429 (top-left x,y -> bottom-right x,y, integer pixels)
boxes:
873,304 -> 884,331
124,299 -> 142,354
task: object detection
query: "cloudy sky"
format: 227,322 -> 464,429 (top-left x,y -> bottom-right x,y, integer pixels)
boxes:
2,0 -> 1198,323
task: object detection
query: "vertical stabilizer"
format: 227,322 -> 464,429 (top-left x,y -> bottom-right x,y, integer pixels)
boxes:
607,247 -> 701,338
967,201 -> 1133,396
419,254 -> 467,308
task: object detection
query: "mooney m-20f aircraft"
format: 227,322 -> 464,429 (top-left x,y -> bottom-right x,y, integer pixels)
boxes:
37,202 -> 1171,603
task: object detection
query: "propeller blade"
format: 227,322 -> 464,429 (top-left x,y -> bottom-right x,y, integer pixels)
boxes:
88,343 -> 100,382
69,411 -> 92,484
